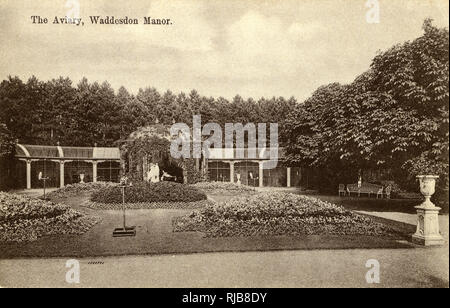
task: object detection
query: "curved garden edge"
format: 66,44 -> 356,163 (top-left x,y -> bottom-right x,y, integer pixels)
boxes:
83,199 -> 214,210
172,193 -> 413,239
0,212 -> 421,259
0,192 -> 101,243
0,226 -> 417,260
1,188 -> 439,259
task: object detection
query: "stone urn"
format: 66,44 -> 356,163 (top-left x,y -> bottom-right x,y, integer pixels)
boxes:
417,175 -> 439,208
80,173 -> 85,183
412,175 -> 444,246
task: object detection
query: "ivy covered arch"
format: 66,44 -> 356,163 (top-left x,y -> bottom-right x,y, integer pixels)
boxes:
119,124 -> 205,184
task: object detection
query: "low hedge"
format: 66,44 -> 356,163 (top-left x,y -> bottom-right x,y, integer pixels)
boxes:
90,181 -> 207,204
47,182 -> 118,200
0,192 -> 98,242
87,199 -> 214,210
173,192 -> 400,237
191,182 -> 256,193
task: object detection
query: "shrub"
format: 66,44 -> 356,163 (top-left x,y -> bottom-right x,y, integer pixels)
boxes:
90,181 -> 207,204
88,199 -> 214,210
192,182 -> 256,193
0,192 -> 98,242
47,182 -> 118,199
174,192 -> 400,237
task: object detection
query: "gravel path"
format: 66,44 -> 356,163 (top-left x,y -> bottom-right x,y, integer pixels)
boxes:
0,247 -> 447,288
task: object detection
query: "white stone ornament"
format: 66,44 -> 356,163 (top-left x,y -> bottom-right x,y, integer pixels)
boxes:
412,175 -> 445,246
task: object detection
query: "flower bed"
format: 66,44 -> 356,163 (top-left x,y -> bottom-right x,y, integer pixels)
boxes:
191,182 -> 256,193
0,192 -> 99,242
47,182 -> 118,200
87,199 -> 214,210
173,192 -> 400,237
90,181 -> 207,204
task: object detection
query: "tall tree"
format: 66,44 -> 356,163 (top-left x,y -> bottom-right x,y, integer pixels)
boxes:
0,76 -> 32,143
283,19 -> 449,194
45,77 -> 77,145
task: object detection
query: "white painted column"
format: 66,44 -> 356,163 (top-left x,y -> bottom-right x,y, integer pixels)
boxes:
26,160 -> 31,189
195,158 -> 200,171
92,161 -> 98,183
258,161 -> 264,188
287,167 -> 291,187
60,161 -> 65,188
229,161 -> 234,183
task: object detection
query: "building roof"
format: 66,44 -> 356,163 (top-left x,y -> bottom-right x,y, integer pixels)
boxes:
206,147 -> 285,160
15,144 -> 121,160
15,144 -> 281,161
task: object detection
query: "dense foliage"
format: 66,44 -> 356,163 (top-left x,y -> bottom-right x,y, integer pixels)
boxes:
0,192 -> 98,242
121,125 -> 206,184
90,181 -> 207,204
173,192 -> 398,237
0,77 -> 296,147
192,182 -> 256,193
0,124 -> 15,190
0,123 -> 14,157
282,20 -> 449,197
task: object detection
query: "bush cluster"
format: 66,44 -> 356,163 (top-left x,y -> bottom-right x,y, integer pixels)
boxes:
90,181 -> 207,204
0,192 -> 98,242
47,182 -> 118,200
174,192 -> 399,237
191,182 -> 256,193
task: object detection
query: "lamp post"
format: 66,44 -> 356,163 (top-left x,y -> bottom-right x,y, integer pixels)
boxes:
412,175 -> 445,246
112,176 -> 136,237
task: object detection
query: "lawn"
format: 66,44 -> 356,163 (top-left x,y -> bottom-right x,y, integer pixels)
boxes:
0,191 -> 417,259
301,194 -> 425,214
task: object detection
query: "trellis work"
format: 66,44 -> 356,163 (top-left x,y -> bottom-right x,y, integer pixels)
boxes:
206,147 -> 295,187
15,143 -> 299,189
120,126 -> 204,184
120,125 -> 299,187
15,144 -> 121,189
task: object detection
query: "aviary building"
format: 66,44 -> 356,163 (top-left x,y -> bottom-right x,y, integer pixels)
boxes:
14,144 -> 302,189
14,144 -> 121,189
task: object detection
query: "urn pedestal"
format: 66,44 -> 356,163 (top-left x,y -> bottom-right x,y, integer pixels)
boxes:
412,175 -> 445,246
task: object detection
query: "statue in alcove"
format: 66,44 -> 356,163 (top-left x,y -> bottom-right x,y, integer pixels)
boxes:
146,163 -> 160,183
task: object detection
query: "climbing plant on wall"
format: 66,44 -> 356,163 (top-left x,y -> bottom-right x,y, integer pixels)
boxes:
120,124 -> 206,184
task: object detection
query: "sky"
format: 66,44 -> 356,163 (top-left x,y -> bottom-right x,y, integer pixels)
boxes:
0,0 -> 448,102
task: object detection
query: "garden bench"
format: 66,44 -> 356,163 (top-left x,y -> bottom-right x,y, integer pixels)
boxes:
346,182 -> 383,198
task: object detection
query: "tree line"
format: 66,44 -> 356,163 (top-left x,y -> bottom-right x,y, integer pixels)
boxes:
0,19 -> 448,201
282,19 -> 448,201
0,77 -> 296,147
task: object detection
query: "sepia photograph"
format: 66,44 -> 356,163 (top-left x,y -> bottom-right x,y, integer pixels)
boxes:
0,0 -> 448,292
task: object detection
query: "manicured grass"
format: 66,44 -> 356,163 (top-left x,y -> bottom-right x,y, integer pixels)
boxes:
303,194 -> 432,214
0,193 -> 416,258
